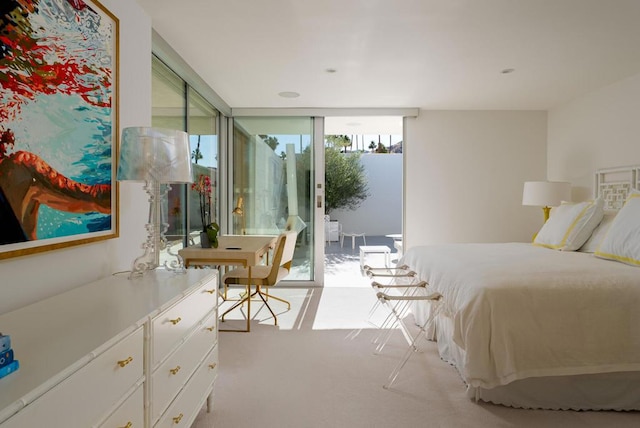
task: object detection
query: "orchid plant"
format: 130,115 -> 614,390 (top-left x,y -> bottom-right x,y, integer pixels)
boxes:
191,174 -> 219,246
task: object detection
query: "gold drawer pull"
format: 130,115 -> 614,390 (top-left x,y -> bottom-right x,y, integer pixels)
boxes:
117,357 -> 133,368
170,317 -> 182,325
170,365 -> 181,375
208,363 -> 217,370
205,289 -> 215,294
119,423 -> 132,428
206,326 -> 215,332
173,413 -> 184,424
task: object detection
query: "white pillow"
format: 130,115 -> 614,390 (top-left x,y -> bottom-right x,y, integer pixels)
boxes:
533,198 -> 604,251
578,211 -> 616,253
595,190 -> 640,266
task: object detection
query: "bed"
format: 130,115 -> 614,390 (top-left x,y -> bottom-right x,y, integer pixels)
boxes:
400,165 -> 640,410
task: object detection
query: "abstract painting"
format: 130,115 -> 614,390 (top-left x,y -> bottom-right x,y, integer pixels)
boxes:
0,0 -> 119,259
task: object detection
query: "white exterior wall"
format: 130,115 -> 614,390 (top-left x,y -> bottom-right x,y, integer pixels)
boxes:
331,153 -> 402,236
0,0 -> 151,314
403,111 -> 548,251
548,72 -> 640,200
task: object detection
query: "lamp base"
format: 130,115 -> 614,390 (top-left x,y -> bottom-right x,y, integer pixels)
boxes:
129,249 -> 159,279
542,206 -> 552,222
128,181 -> 185,279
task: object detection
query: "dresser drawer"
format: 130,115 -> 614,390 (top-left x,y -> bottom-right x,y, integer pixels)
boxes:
1,327 -> 143,428
154,344 -> 218,428
151,310 -> 218,423
152,281 -> 216,367
97,384 -> 144,428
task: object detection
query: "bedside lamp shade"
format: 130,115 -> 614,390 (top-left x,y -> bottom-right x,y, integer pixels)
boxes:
522,181 -> 571,222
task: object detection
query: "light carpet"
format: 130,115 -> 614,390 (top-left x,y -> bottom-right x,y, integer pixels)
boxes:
192,287 -> 640,428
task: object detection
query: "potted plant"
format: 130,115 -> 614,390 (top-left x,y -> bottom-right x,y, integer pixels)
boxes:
191,174 -> 219,248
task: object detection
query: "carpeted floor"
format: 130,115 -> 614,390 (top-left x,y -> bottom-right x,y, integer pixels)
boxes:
192,287 -> 640,428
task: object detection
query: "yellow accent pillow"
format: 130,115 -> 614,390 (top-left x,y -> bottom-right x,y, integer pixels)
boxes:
533,198 -> 604,251
595,190 -> 640,266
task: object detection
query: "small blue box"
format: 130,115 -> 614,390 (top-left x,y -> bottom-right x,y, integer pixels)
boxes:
0,360 -> 19,379
0,349 -> 14,368
0,334 -> 10,352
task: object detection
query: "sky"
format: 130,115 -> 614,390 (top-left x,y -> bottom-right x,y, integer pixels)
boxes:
188,132 -> 403,167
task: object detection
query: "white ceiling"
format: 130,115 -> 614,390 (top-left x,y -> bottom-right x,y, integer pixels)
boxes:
137,0 -> 640,111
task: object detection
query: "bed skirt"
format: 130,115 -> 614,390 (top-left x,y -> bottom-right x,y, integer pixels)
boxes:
431,310 -> 640,411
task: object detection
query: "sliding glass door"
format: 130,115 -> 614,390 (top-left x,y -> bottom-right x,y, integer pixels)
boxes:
232,117 -> 320,282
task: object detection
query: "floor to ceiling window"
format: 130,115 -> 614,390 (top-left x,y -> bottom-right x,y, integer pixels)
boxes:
232,117 -> 315,281
151,56 -> 219,259
187,88 -> 218,237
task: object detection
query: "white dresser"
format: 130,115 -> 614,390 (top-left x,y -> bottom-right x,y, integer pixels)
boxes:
0,269 -> 218,428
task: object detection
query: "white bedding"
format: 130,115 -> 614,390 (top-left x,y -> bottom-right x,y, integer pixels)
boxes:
400,243 -> 640,389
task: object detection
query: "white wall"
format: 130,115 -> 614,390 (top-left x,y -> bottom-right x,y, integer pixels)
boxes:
0,0 -> 151,314
404,111 -> 548,250
331,153 -> 402,236
548,72 -> 640,201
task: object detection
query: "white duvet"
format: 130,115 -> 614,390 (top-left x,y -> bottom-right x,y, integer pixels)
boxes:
401,243 -> 640,389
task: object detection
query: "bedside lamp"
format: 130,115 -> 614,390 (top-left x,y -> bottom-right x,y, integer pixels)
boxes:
117,127 -> 193,278
522,181 -> 571,222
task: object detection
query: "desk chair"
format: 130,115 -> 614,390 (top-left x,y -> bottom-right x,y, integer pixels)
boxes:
221,231 -> 297,326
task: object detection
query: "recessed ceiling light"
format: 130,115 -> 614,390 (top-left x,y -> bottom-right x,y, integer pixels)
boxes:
325,68 -> 337,73
278,91 -> 300,98
501,68 -> 515,74
346,122 -> 361,126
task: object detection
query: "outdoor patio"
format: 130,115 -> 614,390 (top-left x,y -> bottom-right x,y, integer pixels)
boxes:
324,235 -> 401,287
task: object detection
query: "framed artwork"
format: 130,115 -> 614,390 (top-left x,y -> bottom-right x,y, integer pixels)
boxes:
0,0 -> 119,260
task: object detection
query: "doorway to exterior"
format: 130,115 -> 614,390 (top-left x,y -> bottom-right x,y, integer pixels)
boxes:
231,117 -> 316,282
227,115 -> 403,287
322,117 -> 404,287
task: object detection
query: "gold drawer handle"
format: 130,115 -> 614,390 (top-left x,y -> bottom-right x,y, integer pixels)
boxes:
170,365 -> 181,375
205,289 -> 215,294
206,326 -> 215,332
119,423 -> 132,428
117,357 -> 133,368
173,413 -> 184,424
170,317 -> 182,325
208,363 -> 217,370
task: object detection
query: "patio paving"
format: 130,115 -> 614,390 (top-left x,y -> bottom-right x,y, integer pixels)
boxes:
324,235 -> 401,287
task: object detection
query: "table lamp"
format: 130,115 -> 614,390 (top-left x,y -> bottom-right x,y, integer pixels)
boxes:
117,127 -> 193,277
522,181 -> 571,222
232,195 -> 246,235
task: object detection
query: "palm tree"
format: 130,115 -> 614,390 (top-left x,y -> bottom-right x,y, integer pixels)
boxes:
192,135 -> 203,163
325,135 -> 351,152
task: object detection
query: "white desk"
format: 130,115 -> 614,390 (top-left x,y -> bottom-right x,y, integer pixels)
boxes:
179,235 -> 277,332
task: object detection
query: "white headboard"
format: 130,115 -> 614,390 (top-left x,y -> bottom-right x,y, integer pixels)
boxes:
595,165 -> 640,210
